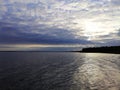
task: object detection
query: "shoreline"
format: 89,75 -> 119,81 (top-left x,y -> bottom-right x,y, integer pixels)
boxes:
80,46 -> 120,54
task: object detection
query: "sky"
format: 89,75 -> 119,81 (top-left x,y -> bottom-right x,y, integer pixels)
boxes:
0,0 -> 120,51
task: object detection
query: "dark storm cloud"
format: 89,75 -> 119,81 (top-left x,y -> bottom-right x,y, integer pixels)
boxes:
110,0 -> 120,6
94,29 -> 120,46
117,29 -> 120,36
0,21 -> 93,45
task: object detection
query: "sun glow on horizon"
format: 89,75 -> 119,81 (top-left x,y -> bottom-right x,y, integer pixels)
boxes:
83,21 -> 104,40
84,21 -> 101,33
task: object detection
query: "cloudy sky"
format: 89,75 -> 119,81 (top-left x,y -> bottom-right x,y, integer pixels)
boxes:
0,0 -> 120,51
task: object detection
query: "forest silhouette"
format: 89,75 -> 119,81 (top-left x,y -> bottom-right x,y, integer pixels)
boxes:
80,46 -> 120,54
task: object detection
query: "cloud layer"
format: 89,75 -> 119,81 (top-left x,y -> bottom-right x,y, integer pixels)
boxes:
0,0 -> 120,50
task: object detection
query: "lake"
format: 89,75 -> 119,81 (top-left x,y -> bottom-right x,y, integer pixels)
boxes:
0,52 -> 120,90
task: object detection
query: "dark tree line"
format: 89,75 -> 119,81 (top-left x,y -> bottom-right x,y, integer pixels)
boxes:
81,46 -> 120,54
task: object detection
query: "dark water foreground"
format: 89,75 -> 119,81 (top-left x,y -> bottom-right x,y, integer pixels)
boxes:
0,52 -> 120,90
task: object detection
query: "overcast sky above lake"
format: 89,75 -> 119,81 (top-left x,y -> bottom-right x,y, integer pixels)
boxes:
0,0 -> 120,51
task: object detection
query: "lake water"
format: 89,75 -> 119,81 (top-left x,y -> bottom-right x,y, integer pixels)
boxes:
0,52 -> 120,90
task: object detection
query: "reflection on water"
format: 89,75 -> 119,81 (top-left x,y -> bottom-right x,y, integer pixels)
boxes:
0,52 -> 120,90
74,53 -> 120,90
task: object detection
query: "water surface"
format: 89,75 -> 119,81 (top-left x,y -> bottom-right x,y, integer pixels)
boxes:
0,52 -> 120,90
